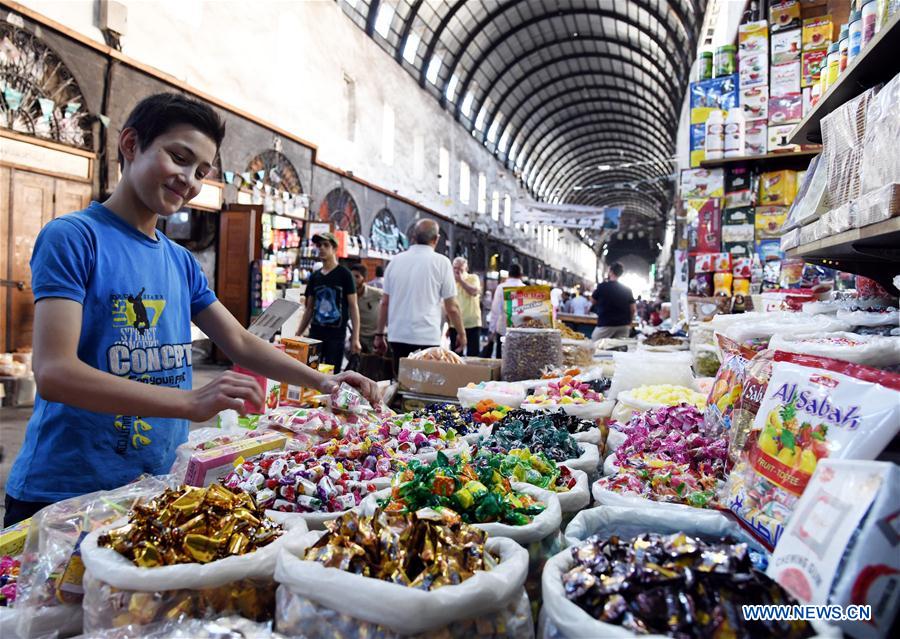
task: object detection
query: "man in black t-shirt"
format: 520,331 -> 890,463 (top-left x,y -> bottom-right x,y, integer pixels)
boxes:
296,232 -> 360,373
590,262 -> 636,340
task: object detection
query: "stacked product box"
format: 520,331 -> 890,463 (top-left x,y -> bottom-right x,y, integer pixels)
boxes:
768,1 -> 802,152
681,168 -> 724,296
738,20 -> 769,155
801,13 -> 833,109
688,75 -> 739,166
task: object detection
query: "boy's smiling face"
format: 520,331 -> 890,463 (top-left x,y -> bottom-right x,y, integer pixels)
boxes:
121,123 -> 217,217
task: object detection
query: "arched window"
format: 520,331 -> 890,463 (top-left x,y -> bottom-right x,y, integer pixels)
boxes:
319,188 -> 361,235
370,207 -> 407,253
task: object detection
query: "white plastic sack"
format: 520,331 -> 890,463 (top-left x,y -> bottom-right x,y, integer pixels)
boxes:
570,427 -> 601,445
723,313 -> 851,344
602,454 -> 619,477
590,480 -> 728,520
836,307 -> 900,327
520,400 -> 614,420
561,442 -> 600,477
769,331 -> 900,368
457,383 -> 526,408
266,482 -> 389,531
550,468 -> 590,514
274,536 -> 531,637
606,351 -> 694,400
542,506 -> 841,639
80,518 -> 312,631
604,428 -> 627,454
609,392 -> 667,423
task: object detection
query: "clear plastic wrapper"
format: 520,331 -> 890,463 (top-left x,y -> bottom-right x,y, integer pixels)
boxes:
855,182 -> 900,227
606,351 -> 695,400
274,535 -> 532,637
722,312 -> 851,346
13,475 -> 173,639
457,381 -> 526,408
859,73 -> 900,195
836,306 -> 899,327
560,339 -> 594,368
769,331 -> 900,368
822,88 -> 877,208
782,154 -> 826,231
824,202 -> 856,234
502,329 -> 562,381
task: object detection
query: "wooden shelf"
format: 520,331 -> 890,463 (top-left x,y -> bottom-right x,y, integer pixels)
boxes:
789,12 -> 900,145
786,216 -> 900,293
699,150 -> 820,170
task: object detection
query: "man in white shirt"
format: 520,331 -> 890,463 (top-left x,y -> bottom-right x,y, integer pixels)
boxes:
375,219 -> 466,377
568,291 -> 593,315
488,263 -> 525,359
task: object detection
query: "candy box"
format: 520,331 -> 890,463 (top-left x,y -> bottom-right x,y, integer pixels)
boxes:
771,28 -> 801,65
738,20 -> 769,58
722,223 -> 754,243
739,52 -> 768,88
771,61 -> 801,95
756,206 -> 789,239
768,93 -> 803,125
769,460 -> 899,639
713,252 -> 732,273
693,253 -> 715,274
233,365 -> 280,415
184,430 -> 287,487
740,85 -> 768,121
733,257 -> 753,279
0,519 -> 30,557
746,120 -> 768,155
759,171 -> 799,206
769,0 -> 800,33
279,337 -> 322,407
802,50 -> 827,87
724,206 -> 754,226
680,168 -> 724,198
768,124 -> 800,153
802,15 -> 833,51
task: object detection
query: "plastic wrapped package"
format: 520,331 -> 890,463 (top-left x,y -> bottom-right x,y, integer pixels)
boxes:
502,329 -> 562,381
799,221 -> 818,245
769,332 -> 900,368
274,535 -> 533,638
79,500 -> 312,631
560,339 -> 594,368
606,351 -> 695,400
782,154 -> 827,231
855,182 -> 900,227
722,312 -> 851,346
13,475 -> 174,639
860,73 -> 900,195
822,88 -> 877,208
74,616 -> 287,638
457,382 -> 526,408
824,201 -> 856,234
836,306 -> 899,327
780,227 -> 801,251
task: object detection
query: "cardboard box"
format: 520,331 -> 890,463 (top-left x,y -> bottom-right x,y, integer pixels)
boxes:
233,365 -> 280,414
770,0 -> 800,33
739,53 -> 768,88
756,206 -> 789,239
746,120 -> 768,155
802,15 -> 833,51
759,171 -> 799,206
0,518 -> 31,556
801,50 -> 827,87
279,337 -> 321,406
767,124 -> 800,154
768,92 -> 803,125
738,20 -> 769,58
772,28 -> 801,65
184,431 -> 287,487
724,241 -> 756,259
771,61 -> 801,95
685,198 -> 722,253
398,357 -> 502,397
724,207 -> 755,226
740,85 -> 769,121
722,223 -> 755,243
680,168 -> 724,198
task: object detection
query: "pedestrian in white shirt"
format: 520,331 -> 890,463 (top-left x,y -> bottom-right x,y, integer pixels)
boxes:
375,219 -> 466,377
568,292 -> 593,315
488,263 -> 525,359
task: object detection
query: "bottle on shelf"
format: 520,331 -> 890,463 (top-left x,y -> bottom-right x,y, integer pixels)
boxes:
848,10 -> 863,63
838,23 -> 849,73
724,108 -> 746,158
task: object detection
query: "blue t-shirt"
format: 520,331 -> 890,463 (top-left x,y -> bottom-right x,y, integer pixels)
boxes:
7,202 -> 217,502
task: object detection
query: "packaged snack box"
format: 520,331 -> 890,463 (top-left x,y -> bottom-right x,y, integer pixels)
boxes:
801,50 -> 827,87
770,0 -> 801,33
759,171 -> 799,206
740,85 -> 769,121
738,20 -> 769,57
802,15 -> 833,51
772,28 -> 801,65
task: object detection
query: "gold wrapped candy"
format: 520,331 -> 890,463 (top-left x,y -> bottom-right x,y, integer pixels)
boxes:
98,485 -> 282,566
304,507 -> 495,591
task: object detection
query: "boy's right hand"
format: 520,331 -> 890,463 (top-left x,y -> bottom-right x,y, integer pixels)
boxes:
184,371 -> 263,422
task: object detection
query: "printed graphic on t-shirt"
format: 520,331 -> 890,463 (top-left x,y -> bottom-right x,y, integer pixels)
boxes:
313,285 -> 343,326
106,288 -> 193,453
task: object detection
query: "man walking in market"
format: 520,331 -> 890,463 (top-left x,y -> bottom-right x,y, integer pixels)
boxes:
591,262 -> 636,340
296,231 -> 361,372
375,219 -> 467,377
449,257 -> 482,356
349,263 -> 383,353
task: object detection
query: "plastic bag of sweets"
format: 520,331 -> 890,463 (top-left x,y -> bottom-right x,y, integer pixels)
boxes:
768,460 -> 899,639
504,285 -> 554,329
720,351 -> 900,549
729,349 -> 775,463
606,350 -> 695,400
274,508 -> 533,638
79,485 -> 312,632
704,334 -> 757,436
13,475 -> 172,639
74,616 -> 288,638
769,332 -> 900,369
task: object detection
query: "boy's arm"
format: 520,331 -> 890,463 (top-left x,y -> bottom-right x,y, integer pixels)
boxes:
194,301 -> 380,404
374,294 -> 389,354
347,292 -> 361,353
296,296 -> 314,336
32,298 -> 263,421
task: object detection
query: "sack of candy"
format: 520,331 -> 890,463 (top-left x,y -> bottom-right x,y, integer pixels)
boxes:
274,508 -> 533,638
79,485 -> 312,631
720,351 -> 900,549
13,475 -> 172,639
703,335 -> 757,436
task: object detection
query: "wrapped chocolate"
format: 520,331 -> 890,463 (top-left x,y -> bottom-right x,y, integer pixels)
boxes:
558,532 -> 814,638
79,486 -> 312,631
74,615 -> 287,638
275,511 -> 532,637
481,412 -> 582,462
381,453 -> 545,527
410,402 -> 485,438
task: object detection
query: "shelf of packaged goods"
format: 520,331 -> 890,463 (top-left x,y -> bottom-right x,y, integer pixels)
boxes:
699,150 -> 820,170
789,12 -> 900,145
786,216 -> 900,293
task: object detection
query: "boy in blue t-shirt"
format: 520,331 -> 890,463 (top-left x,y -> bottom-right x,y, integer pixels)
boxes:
4,93 -> 380,526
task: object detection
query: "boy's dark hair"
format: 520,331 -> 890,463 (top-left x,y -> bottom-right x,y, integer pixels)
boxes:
375,265 -> 384,277
609,262 -> 624,277
118,93 -> 226,168
349,263 -> 368,276
508,263 -> 523,278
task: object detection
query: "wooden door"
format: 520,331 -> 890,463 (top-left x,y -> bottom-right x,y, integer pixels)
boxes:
54,180 -> 92,219
216,205 -> 260,328
9,171 -> 55,351
0,167 -> 9,351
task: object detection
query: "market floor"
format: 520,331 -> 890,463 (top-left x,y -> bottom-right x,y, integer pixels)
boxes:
0,364 -> 227,523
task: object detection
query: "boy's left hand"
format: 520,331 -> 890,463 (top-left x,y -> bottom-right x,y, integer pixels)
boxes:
321,370 -> 382,406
